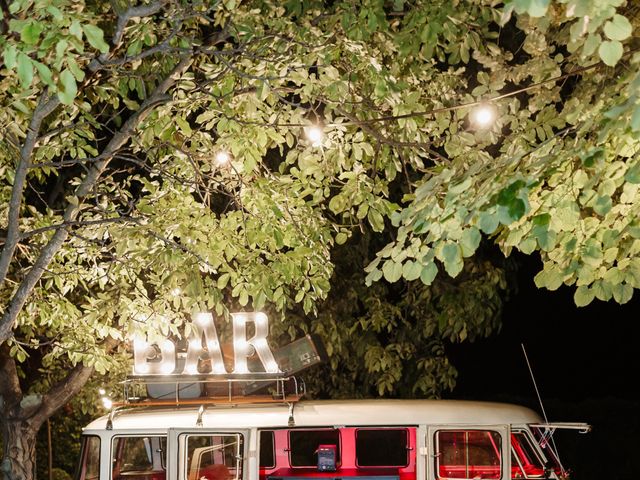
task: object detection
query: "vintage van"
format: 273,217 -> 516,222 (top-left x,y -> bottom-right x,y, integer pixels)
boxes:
84,314 -> 587,480
76,397 -> 588,480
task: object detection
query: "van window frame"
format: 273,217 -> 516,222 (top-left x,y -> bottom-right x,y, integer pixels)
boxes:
258,430 -> 276,469
430,427 -> 507,480
76,435 -> 101,480
287,428 -> 342,468
110,434 -> 167,480
167,428 -> 249,480
354,427 -> 410,468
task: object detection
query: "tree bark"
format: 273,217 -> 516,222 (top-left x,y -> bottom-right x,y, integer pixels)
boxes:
0,338 -> 116,480
0,419 -> 39,480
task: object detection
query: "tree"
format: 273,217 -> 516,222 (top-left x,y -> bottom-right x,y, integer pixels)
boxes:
285,232 -> 508,399
0,0 -> 638,479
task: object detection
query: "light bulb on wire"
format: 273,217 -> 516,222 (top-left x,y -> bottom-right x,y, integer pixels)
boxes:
470,103 -> 497,129
305,125 -> 324,147
214,150 -> 231,166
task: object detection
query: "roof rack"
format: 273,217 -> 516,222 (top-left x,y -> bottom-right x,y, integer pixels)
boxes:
114,374 -> 305,408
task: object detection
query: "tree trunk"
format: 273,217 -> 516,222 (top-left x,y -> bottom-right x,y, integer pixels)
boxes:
0,417 -> 38,480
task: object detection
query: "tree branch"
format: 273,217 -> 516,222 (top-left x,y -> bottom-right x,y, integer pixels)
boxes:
0,0 -> 177,290
30,337 -> 118,429
0,55 -> 193,345
0,94 -> 61,288
0,344 -> 23,411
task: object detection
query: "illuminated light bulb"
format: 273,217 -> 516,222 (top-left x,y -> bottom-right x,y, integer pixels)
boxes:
160,362 -> 175,375
214,150 -> 231,166
305,125 -> 324,147
213,363 -> 226,374
136,363 -> 150,374
185,363 -> 199,375
470,103 -> 497,129
265,361 -> 279,373
255,312 -> 267,325
102,397 -> 113,410
170,287 -> 181,296
98,388 -> 106,396
234,363 -> 249,374
234,340 -> 249,356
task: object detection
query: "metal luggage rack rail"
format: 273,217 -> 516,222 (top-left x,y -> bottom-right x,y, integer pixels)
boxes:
115,374 -> 305,407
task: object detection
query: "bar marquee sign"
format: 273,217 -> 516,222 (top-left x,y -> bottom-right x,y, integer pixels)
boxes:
133,311 -> 281,376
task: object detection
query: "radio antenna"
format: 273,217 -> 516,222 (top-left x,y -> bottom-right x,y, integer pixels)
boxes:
521,343 -> 549,424
521,343 -> 566,475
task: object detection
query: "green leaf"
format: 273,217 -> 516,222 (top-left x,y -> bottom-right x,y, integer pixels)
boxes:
625,163 -> 640,184
574,286 -> 594,307
603,14 -> 632,41
593,195 -> 612,216
534,266 -> 563,290
419,261 -> 438,285
478,211 -> 499,234
335,232 -> 348,245
46,5 -> 63,20
21,21 -> 43,45
631,106 -> 640,132
368,209 -> 385,232
460,227 -> 481,257
69,20 -> 83,41
34,61 -> 53,86
3,44 -> 17,69
83,24 -> 110,53
382,260 -> 402,283
328,195 -> 345,214
441,243 -> 463,277
16,53 -> 33,88
402,260 -> 422,281
612,283 -> 633,304
598,40 -> 623,67
58,69 -> 77,105
512,0 -> 549,17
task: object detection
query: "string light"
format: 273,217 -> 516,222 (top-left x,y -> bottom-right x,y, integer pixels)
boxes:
214,150 -> 231,166
470,103 -> 497,129
102,397 -> 113,409
305,125 -> 324,147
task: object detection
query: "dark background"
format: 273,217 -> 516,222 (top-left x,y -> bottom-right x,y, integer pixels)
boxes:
449,252 -> 640,480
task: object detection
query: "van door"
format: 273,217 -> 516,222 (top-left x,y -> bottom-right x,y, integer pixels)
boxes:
167,429 -> 251,480
426,425 -> 510,480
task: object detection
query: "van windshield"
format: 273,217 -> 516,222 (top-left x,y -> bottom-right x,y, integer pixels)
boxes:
531,428 -> 564,476
511,432 -> 545,478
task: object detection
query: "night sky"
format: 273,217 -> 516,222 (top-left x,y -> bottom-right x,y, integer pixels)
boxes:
448,252 -> 640,480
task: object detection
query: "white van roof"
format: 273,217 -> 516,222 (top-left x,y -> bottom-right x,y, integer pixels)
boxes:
84,399 -> 542,432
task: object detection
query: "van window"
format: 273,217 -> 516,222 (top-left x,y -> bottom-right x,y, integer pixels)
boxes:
289,430 -> 340,467
77,436 -> 100,480
356,429 -> 409,467
435,430 -> 502,480
112,436 -> 166,480
184,433 -> 244,480
259,431 -> 275,468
